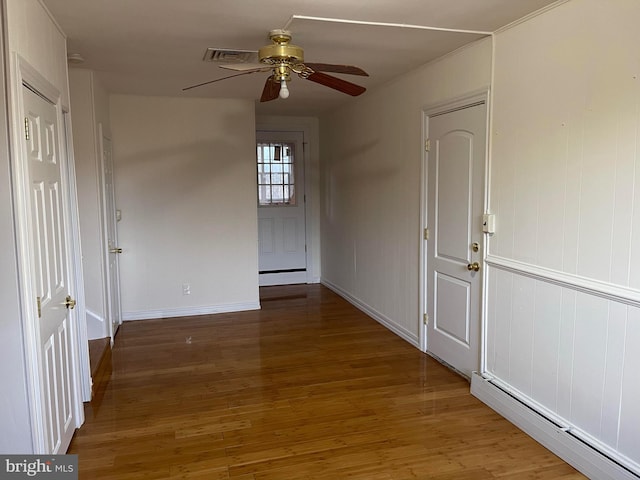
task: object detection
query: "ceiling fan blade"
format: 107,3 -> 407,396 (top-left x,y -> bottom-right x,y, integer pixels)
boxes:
260,76 -> 280,102
305,71 -> 366,97
304,63 -> 369,77
219,64 -> 269,72
182,70 -> 265,91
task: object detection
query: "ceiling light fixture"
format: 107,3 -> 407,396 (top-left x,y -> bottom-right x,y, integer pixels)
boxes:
279,79 -> 290,99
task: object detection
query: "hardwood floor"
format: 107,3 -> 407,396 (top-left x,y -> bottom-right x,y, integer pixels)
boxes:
69,284 -> 585,479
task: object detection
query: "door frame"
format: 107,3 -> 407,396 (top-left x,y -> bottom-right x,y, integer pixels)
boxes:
98,125 -> 122,342
62,110 -> 91,402
8,53 -> 85,451
256,130 -> 307,286
255,118 -> 320,284
419,89 -> 491,365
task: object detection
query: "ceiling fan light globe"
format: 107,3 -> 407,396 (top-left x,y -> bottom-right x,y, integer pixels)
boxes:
279,80 -> 290,99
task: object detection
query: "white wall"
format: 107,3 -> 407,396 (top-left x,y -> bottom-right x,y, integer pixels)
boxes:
486,0 -> 640,471
2,0 -> 74,453
69,69 -> 111,339
0,3 -> 32,453
6,0 -> 69,108
320,38 -> 492,345
110,95 -> 260,319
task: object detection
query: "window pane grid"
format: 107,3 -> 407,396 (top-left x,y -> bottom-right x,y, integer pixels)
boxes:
257,142 -> 296,206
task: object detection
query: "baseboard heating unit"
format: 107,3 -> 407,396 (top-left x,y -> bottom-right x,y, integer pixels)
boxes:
471,372 -> 639,480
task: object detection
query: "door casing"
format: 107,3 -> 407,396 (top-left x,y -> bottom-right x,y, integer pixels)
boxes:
420,89 -> 491,374
99,127 -> 122,343
9,54 -> 85,452
256,129 -> 311,286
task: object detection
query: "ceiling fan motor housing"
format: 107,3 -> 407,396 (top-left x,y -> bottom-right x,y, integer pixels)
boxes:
258,29 -> 304,78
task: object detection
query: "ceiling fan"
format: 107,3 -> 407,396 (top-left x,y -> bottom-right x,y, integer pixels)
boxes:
183,29 -> 369,102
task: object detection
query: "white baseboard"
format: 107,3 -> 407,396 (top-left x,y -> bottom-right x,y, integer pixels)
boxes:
321,279 -> 419,348
471,372 -> 640,480
123,301 -> 261,321
85,309 -> 107,340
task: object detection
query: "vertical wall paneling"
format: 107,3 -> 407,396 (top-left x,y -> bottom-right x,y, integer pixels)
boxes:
556,287 -> 577,421
486,266 -> 640,471
530,281 -> 561,411
630,146 -> 640,291
508,274 -> 535,395
321,38 -> 492,343
571,293 -> 608,437
600,302 -> 626,449
484,0 -> 640,472
490,0 -> 640,288
618,308 -> 640,463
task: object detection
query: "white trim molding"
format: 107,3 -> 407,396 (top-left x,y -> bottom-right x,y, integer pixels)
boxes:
471,373 -> 640,480
493,0 -> 570,34
420,89 -> 491,355
321,279 -> 420,348
9,53 -> 85,451
61,109 -> 91,402
486,254 -> 640,308
123,302 -> 261,321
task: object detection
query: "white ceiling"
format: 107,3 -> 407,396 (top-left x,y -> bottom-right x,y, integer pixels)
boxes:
41,0 -> 559,116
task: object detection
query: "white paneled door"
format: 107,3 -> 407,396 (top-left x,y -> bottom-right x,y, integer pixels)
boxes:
426,102 -> 486,378
23,85 -> 77,453
257,131 -> 307,286
102,134 -> 122,341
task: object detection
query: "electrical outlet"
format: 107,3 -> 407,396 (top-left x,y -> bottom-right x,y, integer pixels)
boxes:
182,283 -> 191,295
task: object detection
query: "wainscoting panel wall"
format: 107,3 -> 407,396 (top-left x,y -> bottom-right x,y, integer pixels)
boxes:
484,0 -> 640,475
485,264 -> 640,470
320,37 -> 492,342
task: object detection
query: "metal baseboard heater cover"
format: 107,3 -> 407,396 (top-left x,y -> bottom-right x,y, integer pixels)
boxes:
471,372 -> 640,480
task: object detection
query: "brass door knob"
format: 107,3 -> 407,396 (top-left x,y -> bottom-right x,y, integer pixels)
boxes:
64,295 -> 76,309
110,247 -> 123,254
467,262 -> 480,272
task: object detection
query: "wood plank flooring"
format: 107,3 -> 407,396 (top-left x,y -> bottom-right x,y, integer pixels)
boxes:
69,284 -> 585,479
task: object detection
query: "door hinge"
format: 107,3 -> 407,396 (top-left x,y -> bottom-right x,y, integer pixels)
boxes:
425,139 -> 431,152
423,228 -> 429,240
423,313 -> 429,325
24,117 -> 30,141
36,296 -> 41,318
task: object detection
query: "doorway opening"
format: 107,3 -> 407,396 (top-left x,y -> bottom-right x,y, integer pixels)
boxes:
421,93 -> 488,379
256,130 -> 308,286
